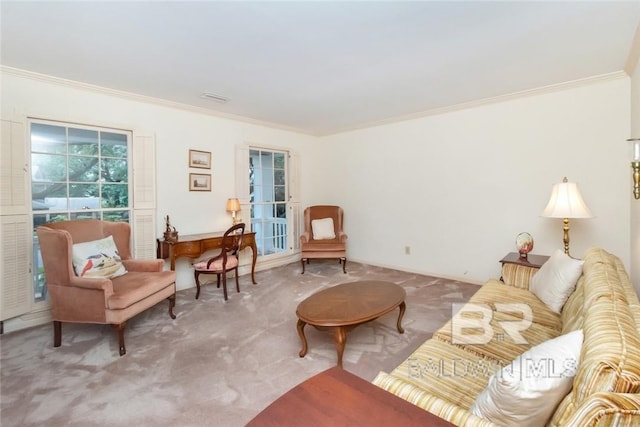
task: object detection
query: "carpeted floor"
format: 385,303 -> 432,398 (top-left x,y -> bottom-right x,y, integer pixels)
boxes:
0,260 -> 479,427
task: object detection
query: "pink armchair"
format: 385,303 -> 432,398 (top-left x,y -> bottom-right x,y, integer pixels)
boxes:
36,219 -> 176,356
300,205 -> 348,274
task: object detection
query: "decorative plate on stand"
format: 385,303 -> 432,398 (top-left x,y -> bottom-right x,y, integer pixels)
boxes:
516,232 -> 534,258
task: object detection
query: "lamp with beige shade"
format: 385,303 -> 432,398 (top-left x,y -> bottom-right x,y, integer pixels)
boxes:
541,177 -> 593,257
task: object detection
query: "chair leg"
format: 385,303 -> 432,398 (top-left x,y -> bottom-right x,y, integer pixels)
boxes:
194,271 -> 201,299
301,258 -> 306,274
234,268 -> 240,293
53,321 -> 62,348
222,273 -> 228,301
342,257 -> 347,273
116,322 -> 126,356
216,273 -> 221,288
168,294 -> 177,319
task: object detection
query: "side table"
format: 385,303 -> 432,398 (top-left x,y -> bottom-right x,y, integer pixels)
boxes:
499,252 -> 549,269
499,252 -> 549,284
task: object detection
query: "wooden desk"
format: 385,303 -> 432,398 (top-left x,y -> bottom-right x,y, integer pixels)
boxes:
246,366 -> 455,426
156,231 -> 258,284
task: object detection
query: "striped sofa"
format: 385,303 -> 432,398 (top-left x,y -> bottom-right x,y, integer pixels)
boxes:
373,248 -> 640,426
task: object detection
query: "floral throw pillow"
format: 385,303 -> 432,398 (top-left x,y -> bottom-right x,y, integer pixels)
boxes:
72,235 -> 127,279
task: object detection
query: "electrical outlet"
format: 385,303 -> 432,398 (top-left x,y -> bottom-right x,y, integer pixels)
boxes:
405,246 -> 411,255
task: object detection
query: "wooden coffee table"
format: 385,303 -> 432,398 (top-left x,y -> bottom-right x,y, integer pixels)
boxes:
296,280 -> 406,367
246,366 -> 455,426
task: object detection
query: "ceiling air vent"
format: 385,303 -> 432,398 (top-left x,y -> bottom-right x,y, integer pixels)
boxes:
200,92 -> 230,103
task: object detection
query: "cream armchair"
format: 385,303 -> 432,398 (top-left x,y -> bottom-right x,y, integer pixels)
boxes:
300,205 -> 348,274
36,219 -> 176,356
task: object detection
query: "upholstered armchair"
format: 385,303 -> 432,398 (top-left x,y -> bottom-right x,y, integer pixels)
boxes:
300,205 -> 348,274
36,219 -> 176,356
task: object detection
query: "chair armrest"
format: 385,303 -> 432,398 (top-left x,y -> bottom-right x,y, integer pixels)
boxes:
300,231 -> 311,244
338,231 -> 348,243
500,264 -> 539,290
563,392 -> 640,427
69,275 -> 114,293
122,258 -> 164,273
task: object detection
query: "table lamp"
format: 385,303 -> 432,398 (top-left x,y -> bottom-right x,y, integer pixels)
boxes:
226,198 -> 241,225
541,177 -> 593,256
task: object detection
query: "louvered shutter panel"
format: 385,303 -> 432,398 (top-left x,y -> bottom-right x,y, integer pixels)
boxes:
288,150 -> 300,203
132,132 -> 157,259
1,119 -> 28,215
0,215 -> 32,321
289,203 -> 301,252
235,145 -> 250,205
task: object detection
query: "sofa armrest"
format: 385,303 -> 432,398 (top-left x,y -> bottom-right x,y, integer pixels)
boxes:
372,371 -> 497,427
500,264 -> 539,290
122,258 -> 164,272
563,392 -> 640,427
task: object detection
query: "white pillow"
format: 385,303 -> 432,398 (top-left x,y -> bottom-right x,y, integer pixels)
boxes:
471,329 -> 583,427
72,235 -> 127,279
311,217 -> 336,240
530,249 -> 584,313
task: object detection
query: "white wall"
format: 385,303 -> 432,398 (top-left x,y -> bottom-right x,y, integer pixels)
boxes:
316,76 -> 631,283
1,68 -> 633,290
1,69 -> 320,290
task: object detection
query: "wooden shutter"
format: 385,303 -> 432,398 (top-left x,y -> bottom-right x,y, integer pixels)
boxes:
235,144 -> 251,205
132,132 -> 157,259
288,151 -> 301,252
289,203 -> 301,252
1,119 -> 28,215
288,150 -> 300,203
0,119 -> 31,321
0,215 -> 32,321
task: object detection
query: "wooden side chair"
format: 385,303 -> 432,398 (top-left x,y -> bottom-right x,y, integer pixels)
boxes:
193,223 -> 246,300
300,205 -> 348,274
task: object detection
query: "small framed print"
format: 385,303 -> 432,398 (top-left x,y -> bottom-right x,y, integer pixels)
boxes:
189,173 -> 211,191
189,149 -> 211,169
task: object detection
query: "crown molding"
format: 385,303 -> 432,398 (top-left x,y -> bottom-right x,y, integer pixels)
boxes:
0,65 -> 313,136
2,65 -> 628,138
324,71 -> 629,136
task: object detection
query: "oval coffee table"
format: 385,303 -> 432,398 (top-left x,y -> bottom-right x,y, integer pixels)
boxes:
296,280 -> 406,367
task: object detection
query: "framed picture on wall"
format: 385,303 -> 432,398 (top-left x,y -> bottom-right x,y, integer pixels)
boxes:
189,149 -> 211,169
189,173 -> 212,191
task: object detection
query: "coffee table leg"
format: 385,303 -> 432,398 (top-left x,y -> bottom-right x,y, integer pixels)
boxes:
397,301 -> 406,334
297,319 -> 308,357
333,326 -> 347,368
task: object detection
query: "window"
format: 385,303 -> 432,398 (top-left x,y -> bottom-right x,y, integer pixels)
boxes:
249,149 -> 288,256
30,120 -> 132,302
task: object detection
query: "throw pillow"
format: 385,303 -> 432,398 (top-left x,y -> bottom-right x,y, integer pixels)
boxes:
311,217 -> 336,240
530,249 -> 584,313
72,235 -> 127,279
470,329 -> 583,427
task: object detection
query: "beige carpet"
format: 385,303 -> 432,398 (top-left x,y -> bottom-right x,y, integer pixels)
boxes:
0,260 -> 479,427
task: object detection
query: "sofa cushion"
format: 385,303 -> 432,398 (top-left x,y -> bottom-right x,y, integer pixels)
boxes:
433,309 -> 560,365
311,217 -> 335,240
72,235 -> 127,279
551,248 -> 640,425
530,249 -> 583,314
387,339 -> 499,410
469,280 -> 562,331
470,329 -> 583,427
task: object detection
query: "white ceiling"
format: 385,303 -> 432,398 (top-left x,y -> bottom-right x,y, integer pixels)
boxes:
2,1 -> 640,136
